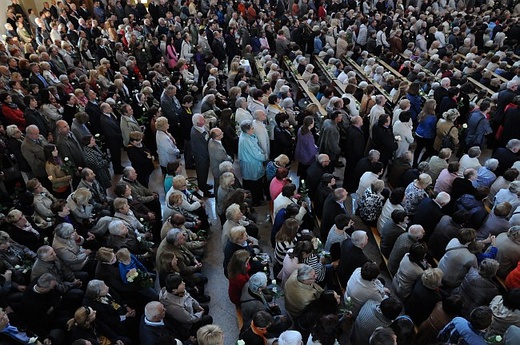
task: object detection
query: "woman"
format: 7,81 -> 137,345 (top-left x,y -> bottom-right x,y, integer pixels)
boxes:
44,144 -> 72,198
274,218 -> 299,277
488,289 -> 520,336
392,243 -> 429,301
167,175 -> 209,230
433,108 -> 460,152
0,230 -> 35,288
97,65 -> 112,90
269,167 -> 290,201
67,306 -> 113,345
406,82 -> 422,124
79,38 -> 96,70
82,135 -> 112,190
155,116 -> 180,174
217,172 -> 236,218
238,120 -> 266,206
221,203 -> 258,247
403,173 -> 432,216
0,93 -> 25,131
166,36 -> 179,70
413,99 -> 437,166
84,279 -> 136,344
223,226 -> 263,278
272,113 -> 294,160
358,179 -> 386,226
163,192 -> 201,235
392,111 -> 414,160
218,109 -> 238,157
163,161 -> 183,193
235,97 -> 253,133
315,174 -> 336,219
405,268 -> 446,326
227,249 -> 251,306
294,116 -> 318,178
360,85 -> 376,118
52,222 -> 91,272
127,131 -> 155,187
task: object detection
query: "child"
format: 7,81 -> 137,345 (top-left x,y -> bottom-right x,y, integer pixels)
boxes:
116,248 -> 150,284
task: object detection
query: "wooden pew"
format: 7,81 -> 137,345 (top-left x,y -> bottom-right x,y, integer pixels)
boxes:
370,226 -> 393,278
282,56 -> 328,118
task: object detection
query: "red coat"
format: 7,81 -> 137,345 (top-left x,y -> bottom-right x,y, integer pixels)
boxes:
1,104 -> 25,131
505,261 -> 520,290
228,273 -> 249,306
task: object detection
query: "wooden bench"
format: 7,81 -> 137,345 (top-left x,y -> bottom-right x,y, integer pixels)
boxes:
370,226 -> 392,278
236,307 -> 244,330
282,56 -> 328,118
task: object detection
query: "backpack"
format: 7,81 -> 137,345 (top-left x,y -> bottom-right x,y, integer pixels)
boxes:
441,125 -> 457,151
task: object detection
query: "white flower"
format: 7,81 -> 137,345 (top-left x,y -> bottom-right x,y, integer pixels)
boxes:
496,336 -> 502,342
137,236 -> 143,242
48,175 -> 54,181
462,123 -> 468,129
272,287 -> 278,294
29,337 -> 38,344
23,269 -> 28,274
139,218 -> 144,222
237,340 -> 245,345
346,296 -> 352,303
95,133 -> 100,138
64,157 -> 69,162
14,265 -> 20,269
272,279 -> 276,285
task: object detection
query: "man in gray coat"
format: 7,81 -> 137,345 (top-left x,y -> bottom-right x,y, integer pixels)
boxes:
191,114 -> 213,197
208,127 -> 232,193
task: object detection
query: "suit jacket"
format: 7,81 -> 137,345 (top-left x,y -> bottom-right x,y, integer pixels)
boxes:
24,108 -> 50,138
21,136 -> 49,178
413,198 -> 445,239
85,101 -> 103,134
338,238 -> 370,285
320,194 -> 349,239
160,92 -> 180,125
100,113 -> 123,148
56,132 -> 85,167
345,125 -> 366,166
190,127 -> 209,164
29,73 -> 48,89
208,139 -> 231,180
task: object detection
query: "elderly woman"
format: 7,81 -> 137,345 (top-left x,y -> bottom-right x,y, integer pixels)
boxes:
488,289 -> 520,336
433,108 -> 460,152
156,116 -> 180,173
159,273 -> 213,337
238,120 -> 266,205
217,172 -> 236,218
223,226 -> 263,278
83,279 -> 136,344
127,131 -> 155,188
392,243 -> 429,301
113,197 -> 149,242
222,203 -> 259,248
240,272 -> 291,338
25,178 -> 56,222
106,219 -> 140,254
66,187 -> 95,225
163,192 -> 201,235
358,179 -> 386,226
403,173 -> 432,216
235,98 -> 253,134
5,209 -> 44,252
82,135 -> 112,189
405,268 -> 446,326
455,258 -> 500,318
52,223 -> 91,272
166,175 -> 209,230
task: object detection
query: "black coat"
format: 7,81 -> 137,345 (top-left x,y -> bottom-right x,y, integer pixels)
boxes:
271,126 -> 294,160
305,161 -> 328,199
493,147 -> 519,177
371,124 -> 397,166
100,113 -> 123,149
413,198 -> 445,240
320,194 -> 349,240
85,101 -> 103,134
338,238 -> 370,285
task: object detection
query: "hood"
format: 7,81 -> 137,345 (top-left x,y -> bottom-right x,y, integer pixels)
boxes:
457,194 -> 482,210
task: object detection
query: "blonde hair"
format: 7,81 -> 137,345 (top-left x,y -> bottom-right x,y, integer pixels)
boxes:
116,247 -> 131,262
67,306 -> 94,330
113,197 -> 128,210
71,188 -> 92,206
229,226 -> 247,243
168,191 -> 184,206
155,116 -> 169,131
172,175 -> 187,190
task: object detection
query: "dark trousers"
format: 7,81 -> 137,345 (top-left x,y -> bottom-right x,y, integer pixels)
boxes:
108,144 -> 123,172
184,139 -> 195,167
413,136 -> 435,166
194,160 -> 210,192
243,178 -> 264,206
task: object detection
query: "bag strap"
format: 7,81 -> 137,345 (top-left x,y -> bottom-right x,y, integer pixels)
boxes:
445,125 -> 456,137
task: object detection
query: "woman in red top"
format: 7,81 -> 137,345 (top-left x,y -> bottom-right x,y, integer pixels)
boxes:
0,93 -> 25,131
227,249 -> 251,306
505,261 -> 520,290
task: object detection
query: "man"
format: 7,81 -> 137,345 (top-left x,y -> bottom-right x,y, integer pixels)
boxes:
321,188 -> 349,239
429,210 -> 470,261
434,77 -> 450,115
252,109 -> 270,160
346,262 -> 389,318
413,192 -> 450,240
388,225 -> 425,275
338,230 -> 370,285
438,306 -> 493,345
306,154 -> 331,199
21,125 -> 50,182
372,115 -> 397,168
55,119 -> 85,169
351,150 -> 381,194
23,96 -> 52,142
77,168 -> 111,212
30,245 -> 85,307
380,210 -> 408,258
492,80 -> 518,133
350,297 -> 403,345
179,95 -> 195,169
344,116 -> 366,191
284,265 -> 324,319
191,114 -> 213,197
368,95 -> 386,138
428,148 -> 452,184
85,90 -> 102,133
140,301 -> 181,345
0,302 -> 52,345
319,111 -> 342,168
160,85 -> 182,143
465,101 -> 493,150
121,166 -> 162,218
208,128 -> 232,194
99,102 -> 124,174
210,30 -> 226,68
28,62 -> 49,89
493,139 -> 520,177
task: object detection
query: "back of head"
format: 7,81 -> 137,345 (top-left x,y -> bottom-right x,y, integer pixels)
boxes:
197,325 -> 224,345
469,306 -> 493,330
361,262 -> 380,281
277,330 -> 303,345
380,297 -> 403,320
369,327 -> 396,345
252,310 -> 274,328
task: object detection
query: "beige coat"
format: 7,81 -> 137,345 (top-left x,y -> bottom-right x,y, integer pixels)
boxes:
433,119 -> 459,151
284,270 -> 323,318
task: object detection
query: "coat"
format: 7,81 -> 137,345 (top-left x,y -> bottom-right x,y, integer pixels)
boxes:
456,267 -> 499,318
55,132 -> 85,168
208,139 -> 231,182
338,238 -> 370,285
495,232 -> 520,278
429,215 -> 464,260
406,278 -> 444,326
392,253 -> 425,300
413,198 -> 445,239
433,119 -> 459,151
371,124 -> 397,166
120,115 -> 142,147
238,132 -> 265,181
284,269 -> 323,318
21,136 -> 49,178
320,194 -> 348,239
319,119 -> 341,160
159,288 -> 203,328
438,238 -> 478,287
156,130 -> 180,168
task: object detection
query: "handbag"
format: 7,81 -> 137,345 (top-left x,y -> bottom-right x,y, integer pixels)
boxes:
440,125 -> 457,151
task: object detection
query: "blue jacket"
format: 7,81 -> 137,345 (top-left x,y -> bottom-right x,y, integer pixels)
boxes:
238,133 -> 265,180
465,110 -> 493,148
438,317 -> 487,345
415,114 -> 436,139
406,94 -> 422,122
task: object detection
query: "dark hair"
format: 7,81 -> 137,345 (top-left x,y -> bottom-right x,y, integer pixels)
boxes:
334,214 -> 351,230
380,297 -> 403,320
390,316 -> 416,345
281,183 -> 297,198
301,116 -> 314,135
81,134 -> 93,146
252,310 -> 273,328
50,199 -> 67,214
285,203 -> 300,218
311,314 -> 339,345
451,210 -> 470,225
457,228 -> 476,244
291,240 -> 313,262
370,162 -> 384,174
502,289 -> 520,311
442,294 -> 464,316
43,144 -> 58,164
469,306 -> 493,330
389,188 -> 405,205
166,161 -> 181,175
504,168 -> 519,182
378,114 -> 390,126
399,111 -> 411,123
268,94 -> 279,104
447,161 -> 460,173
408,243 -> 427,264
165,273 -> 183,292
361,262 -> 380,281
275,112 -> 289,125
114,182 -> 129,197
391,209 -> 407,223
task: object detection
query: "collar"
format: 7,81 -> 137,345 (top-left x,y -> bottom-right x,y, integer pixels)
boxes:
195,126 -> 206,133
144,318 -> 164,327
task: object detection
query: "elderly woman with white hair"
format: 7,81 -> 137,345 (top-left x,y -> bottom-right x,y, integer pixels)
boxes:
475,158 -> 499,188
106,219 -> 140,254
66,187 -> 95,225
240,272 -> 291,338
221,203 -> 258,248
234,97 -> 253,134
155,116 -> 180,173
403,173 -> 432,216
217,172 -> 236,218
166,175 -> 209,230
223,226 -> 263,278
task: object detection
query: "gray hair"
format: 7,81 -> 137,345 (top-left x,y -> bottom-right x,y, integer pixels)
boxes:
435,192 -> 451,206
37,273 -> 57,289
145,301 -> 164,321
226,203 -> 242,221
253,110 -> 266,119
166,228 -> 184,244
192,114 -> 204,126
509,181 -> 520,194
368,149 -> 380,160
351,230 -> 368,247
408,224 -> 425,241
108,219 -> 126,235
467,146 -> 482,158
122,166 -> 135,178
506,139 -> 520,151
240,120 -> 253,133
297,264 -> 315,281
235,97 -> 247,108
479,259 -> 499,279
219,161 -> 234,173
249,272 -> 268,292
36,245 -> 53,260
484,158 -> 499,171
85,279 -> 106,299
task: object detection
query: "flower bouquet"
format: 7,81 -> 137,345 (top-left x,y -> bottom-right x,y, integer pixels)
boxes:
486,335 -> 502,344
61,157 -> 77,176
126,268 -> 153,288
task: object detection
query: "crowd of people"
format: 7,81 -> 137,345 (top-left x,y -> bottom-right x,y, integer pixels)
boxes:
0,0 -> 519,344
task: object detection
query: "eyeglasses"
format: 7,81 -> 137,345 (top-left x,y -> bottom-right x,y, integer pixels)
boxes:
84,306 -> 91,315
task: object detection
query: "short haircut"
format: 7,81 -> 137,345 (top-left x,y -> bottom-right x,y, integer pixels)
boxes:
197,325 -> 224,345
360,262 -> 380,281
391,209 -> 407,223
380,297 -> 403,320
469,306 -> 493,330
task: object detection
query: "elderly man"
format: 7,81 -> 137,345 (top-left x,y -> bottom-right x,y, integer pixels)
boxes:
77,168 -> 111,213
140,301 -> 181,345
121,166 -> 162,218
160,85 -> 182,142
157,228 -> 206,285
306,154 -> 332,199
321,188 -> 349,240
252,110 -> 270,160
319,111 -> 342,168
284,265 -> 324,319
434,77 -> 451,115
368,95 -> 386,138
338,230 -> 370,285
191,114 -> 213,197
346,262 -> 389,317
413,192 -> 451,240
21,125 -> 50,184
99,102 -> 124,174
388,225 -> 425,275
208,127 -> 232,194
55,119 -> 85,169
493,139 -> 520,177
